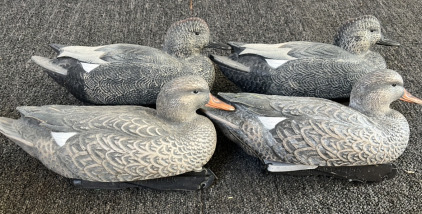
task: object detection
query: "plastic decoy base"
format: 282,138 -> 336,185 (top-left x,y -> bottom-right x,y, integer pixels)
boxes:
71,168 -> 216,191
273,163 -> 397,182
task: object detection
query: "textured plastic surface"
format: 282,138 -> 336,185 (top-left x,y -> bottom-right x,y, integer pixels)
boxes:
276,164 -> 397,182
72,168 -> 216,190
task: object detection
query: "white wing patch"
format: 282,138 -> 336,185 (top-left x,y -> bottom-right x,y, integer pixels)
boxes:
258,116 -> 286,130
81,62 -> 100,73
265,160 -> 318,172
58,45 -> 108,64
51,132 -> 77,147
238,43 -> 296,60
265,59 -> 289,69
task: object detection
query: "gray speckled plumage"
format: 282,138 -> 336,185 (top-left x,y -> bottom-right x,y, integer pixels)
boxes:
203,70 -> 422,171
31,17 -> 217,105
0,76 -> 234,182
211,15 -> 400,99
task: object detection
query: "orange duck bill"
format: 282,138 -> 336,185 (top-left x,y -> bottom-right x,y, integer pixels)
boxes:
400,89 -> 422,105
206,94 -> 235,111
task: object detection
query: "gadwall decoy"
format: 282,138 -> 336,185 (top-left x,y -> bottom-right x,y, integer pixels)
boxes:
31,17 -> 228,105
203,70 -> 421,179
211,15 -> 400,99
0,76 -> 235,182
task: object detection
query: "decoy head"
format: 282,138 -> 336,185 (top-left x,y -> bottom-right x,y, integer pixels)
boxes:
334,15 -> 399,54
156,75 -> 235,122
349,69 -> 422,116
163,17 -> 211,57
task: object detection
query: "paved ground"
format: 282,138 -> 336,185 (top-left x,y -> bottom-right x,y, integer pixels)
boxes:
1,0 -> 421,213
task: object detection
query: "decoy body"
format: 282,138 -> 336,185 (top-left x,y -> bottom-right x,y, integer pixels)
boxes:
203,70 -> 422,172
0,76 -> 234,182
211,15 -> 400,99
32,17 -> 226,105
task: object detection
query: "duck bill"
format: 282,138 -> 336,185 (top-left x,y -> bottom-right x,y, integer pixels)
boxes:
399,89 -> 422,105
205,42 -> 232,50
205,94 -> 235,111
376,37 -> 400,46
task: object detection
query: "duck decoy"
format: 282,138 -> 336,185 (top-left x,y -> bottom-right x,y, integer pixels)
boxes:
211,15 -> 400,99
0,76 -> 235,189
31,17 -> 229,105
203,69 -> 421,182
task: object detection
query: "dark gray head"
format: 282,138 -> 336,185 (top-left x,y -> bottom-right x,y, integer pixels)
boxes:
333,15 -> 399,54
349,69 -> 422,116
163,17 -> 211,58
156,75 -> 234,122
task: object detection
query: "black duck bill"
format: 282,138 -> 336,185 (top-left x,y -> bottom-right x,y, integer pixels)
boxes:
376,37 -> 400,46
400,89 -> 422,105
205,94 -> 235,111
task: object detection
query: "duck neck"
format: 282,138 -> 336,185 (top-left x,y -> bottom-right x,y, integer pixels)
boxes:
361,51 -> 387,69
156,101 -> 198,123
349,93 -> 390,117
335,37 -> 370,55
382,110 -> 409,145
350,98 -> 409,143
163,41 -> 200,58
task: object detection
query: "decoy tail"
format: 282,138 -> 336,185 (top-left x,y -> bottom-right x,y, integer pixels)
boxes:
0,117 -> 17,139
218,93 -> 272,111
209,54 -> 250,73
49,43 -> 67,54
31,56 -> 68,76
227,42 -> 246,53
202,107 -> 239,130
205,42 -> 232,50
0,117 -> 33,148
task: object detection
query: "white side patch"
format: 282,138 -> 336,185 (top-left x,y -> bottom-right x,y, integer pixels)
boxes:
265,59 -> 289,69
265,160 -> 318,172
258,116 -> 286,130
51,132 -> 78,147
81,62 -> 100,73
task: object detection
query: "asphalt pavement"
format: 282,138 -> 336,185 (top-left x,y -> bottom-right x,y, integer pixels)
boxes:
0,1 -> 421,213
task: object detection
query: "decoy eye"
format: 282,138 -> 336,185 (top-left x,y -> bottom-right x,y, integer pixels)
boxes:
392,84 -> 397,87
193,90 -> 199,94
